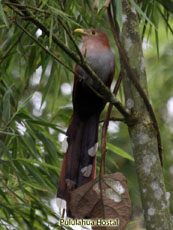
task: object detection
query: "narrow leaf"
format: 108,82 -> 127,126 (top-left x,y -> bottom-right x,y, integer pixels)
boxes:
157,0 -> 173,13
38,133 -> 58,165
48,6 -> 81,26
41,61 -> 55,107
24,164 -> 49,189
52,65 -> 61,112
2,89 -> 11,121
0,3 -> 9,27
115,0 -> 123,31
49,15 -> 53,48
129,0 -> 156,29
107,143 -> 134,161
16,158 -> 58,171
25,46 -> 37,80
0,130 -> 18,136
17,94 -> 33,112
98,0 -> 106,12
22,181 -> 49,192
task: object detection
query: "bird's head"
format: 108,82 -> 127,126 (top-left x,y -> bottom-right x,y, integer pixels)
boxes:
74,28 -> 110,52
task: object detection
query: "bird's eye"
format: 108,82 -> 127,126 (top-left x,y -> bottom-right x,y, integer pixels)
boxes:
92,31 -> 96,35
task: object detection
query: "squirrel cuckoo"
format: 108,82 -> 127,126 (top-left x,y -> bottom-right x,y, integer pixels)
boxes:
57,28 -> 115,214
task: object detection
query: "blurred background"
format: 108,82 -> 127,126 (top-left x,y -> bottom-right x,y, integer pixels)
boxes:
0,0 -> 173,229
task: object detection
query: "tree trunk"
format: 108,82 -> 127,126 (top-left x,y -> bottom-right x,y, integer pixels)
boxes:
120,0 -> 173,229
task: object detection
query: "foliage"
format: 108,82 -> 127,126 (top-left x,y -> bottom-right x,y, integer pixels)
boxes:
0,0 -> 172,229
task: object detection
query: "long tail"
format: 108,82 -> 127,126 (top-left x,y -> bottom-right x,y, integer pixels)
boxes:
57,113 -> 99,213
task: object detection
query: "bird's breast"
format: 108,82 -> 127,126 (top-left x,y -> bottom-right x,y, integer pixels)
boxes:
77,49 -> 115,87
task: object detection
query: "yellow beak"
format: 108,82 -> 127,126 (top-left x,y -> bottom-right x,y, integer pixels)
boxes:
74,28 -> 87,35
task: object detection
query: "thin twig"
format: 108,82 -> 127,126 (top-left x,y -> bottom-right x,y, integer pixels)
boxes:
5,2 -> 50,14
100,117 -> 125,123
5,3 -> 24,17
100,104 -> 113,176
100,72 -> 123,175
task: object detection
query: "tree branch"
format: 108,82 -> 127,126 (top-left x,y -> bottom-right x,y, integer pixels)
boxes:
14,21 -> 105,100
107,3 -> 162,165
5,0 -> 130,120
110,0 -> 172,229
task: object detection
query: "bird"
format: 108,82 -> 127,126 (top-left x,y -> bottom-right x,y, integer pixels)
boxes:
57,28 -> 115,215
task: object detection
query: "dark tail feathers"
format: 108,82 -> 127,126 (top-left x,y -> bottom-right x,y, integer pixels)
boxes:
57,113 -> 99,210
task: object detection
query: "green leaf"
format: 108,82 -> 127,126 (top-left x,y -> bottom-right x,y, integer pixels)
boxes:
16,158 -> 58,171
40,54 -> 50,84
24,46 -> 38,80
0,140 -> 11,160
98,0 -> 106,12
129,0 -> 156,29
13,160 -> 28,179
51,65 -> 61,112
49,15 -> 53,48
0,24 -> 7,28
106,153 -> 119,170
107,143 -> 134,161
19,134 -> 38,159
0,3 -> 9,27
154,23 -> 159,57
22,181 -> 49,192
28,119 -> 65,133
15,111 -> 65,133
152,2 -> 159,56
0,189 -> 9,203
157,0 -> 173,13
40,0 -> 49,8
141,0 -> 150,13
2,89 -> 11,121
23,164 -> 49,189
0,130 -> 18,136
38,133 -> 58,165
17,94 -> 33,112
41,61 -> 55,107
115,0 -> 123,31
141,2 -> 153,39
48,6 -> 81,26
158,8 -> 173,35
